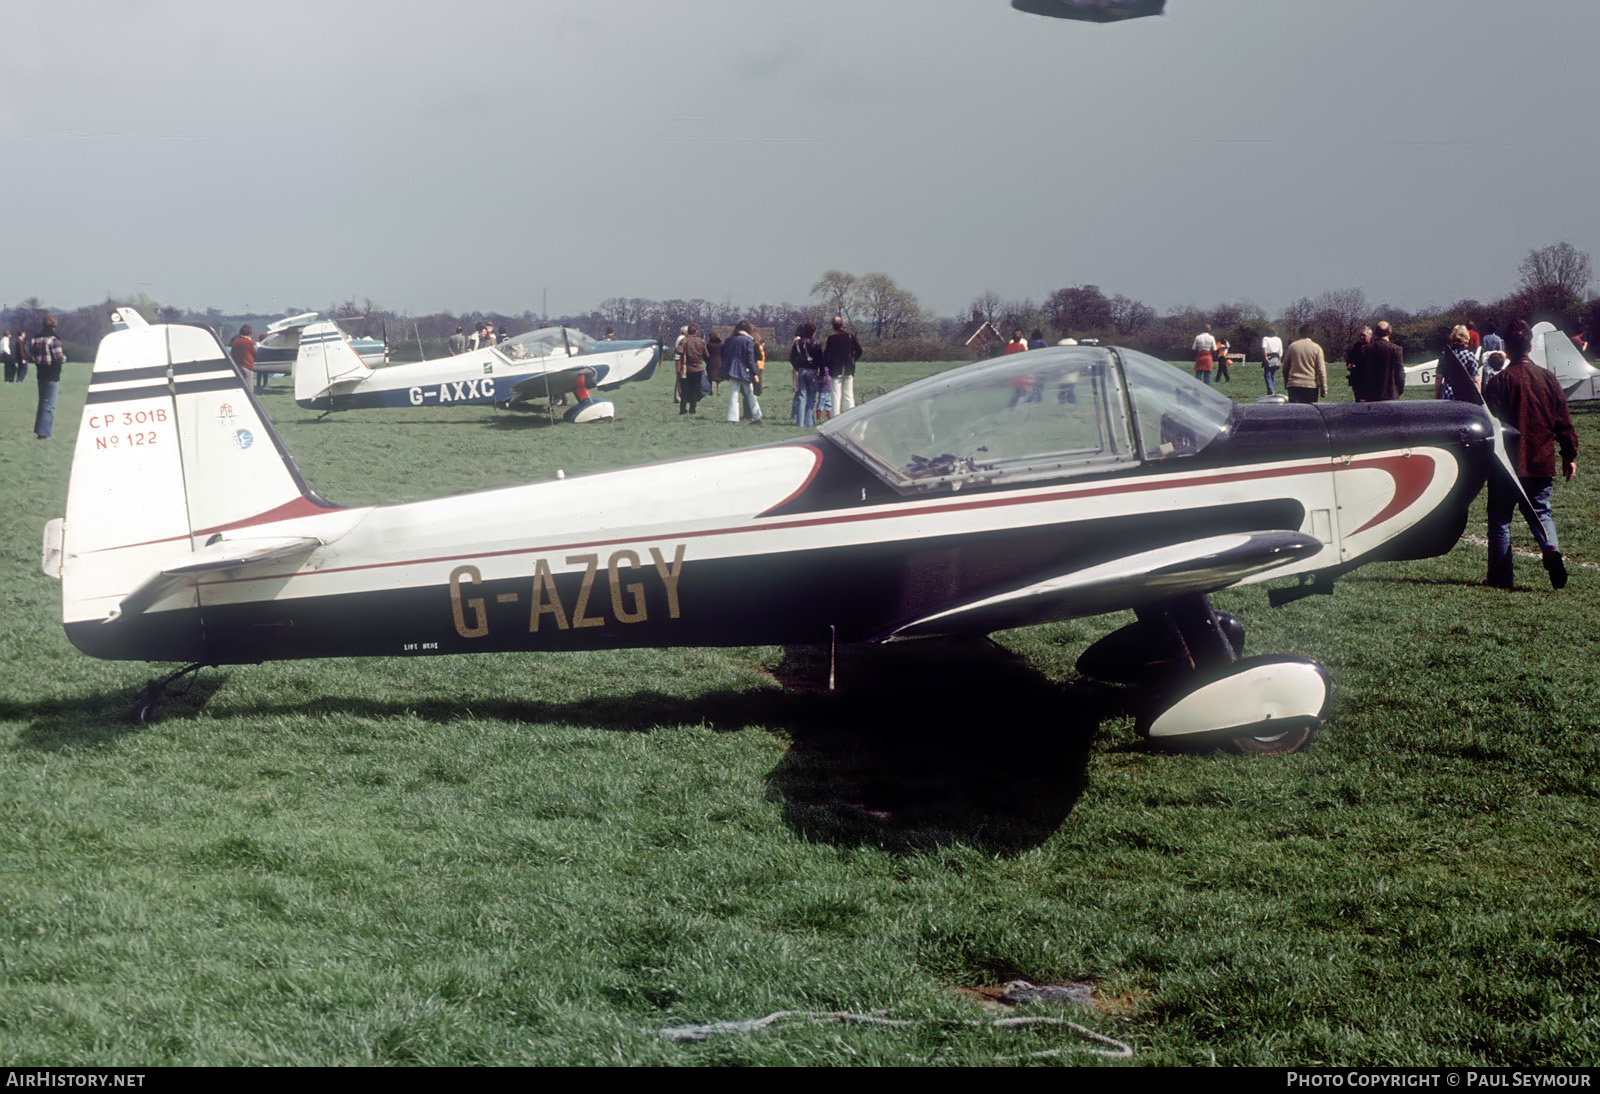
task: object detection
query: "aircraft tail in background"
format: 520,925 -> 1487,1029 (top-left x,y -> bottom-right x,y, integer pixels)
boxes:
293,320 -> 375,404
1531,321 -> 1600,402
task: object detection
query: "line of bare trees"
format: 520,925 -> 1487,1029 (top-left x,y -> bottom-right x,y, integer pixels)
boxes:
7,242 -> 1592,365
965,242 -> 1597,363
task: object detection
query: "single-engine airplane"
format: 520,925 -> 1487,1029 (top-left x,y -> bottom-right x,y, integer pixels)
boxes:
47,324 -> 1515,751
293,320 -> 659,422
256,312 -> 387,377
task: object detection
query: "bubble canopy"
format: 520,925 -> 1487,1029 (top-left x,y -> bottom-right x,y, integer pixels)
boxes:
818,346 -> 1236,493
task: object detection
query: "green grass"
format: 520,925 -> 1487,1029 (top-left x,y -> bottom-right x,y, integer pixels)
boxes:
0,358 -> 1596,1065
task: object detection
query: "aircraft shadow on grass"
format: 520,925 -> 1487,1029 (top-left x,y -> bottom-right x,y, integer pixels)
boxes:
7,674 -> 230,752
760,639 -> 1106,854
7,640 -> 1116,854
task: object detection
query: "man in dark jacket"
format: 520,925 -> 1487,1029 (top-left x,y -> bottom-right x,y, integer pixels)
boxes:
679,324 -> 708,415
1345,326 -> 1372,398
822,316 -> 863,413
1355,321 -> 1405,402
1483,320 -> 1578,589
723,321 -> 762,424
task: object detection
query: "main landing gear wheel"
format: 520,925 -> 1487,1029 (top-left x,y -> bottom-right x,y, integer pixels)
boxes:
1229,717 -> 1320,756
1119,592 -> 1330,755
1139,655 -> 1331,754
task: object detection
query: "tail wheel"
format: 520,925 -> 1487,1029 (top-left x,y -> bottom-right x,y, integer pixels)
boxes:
1230,718 -> 1319,756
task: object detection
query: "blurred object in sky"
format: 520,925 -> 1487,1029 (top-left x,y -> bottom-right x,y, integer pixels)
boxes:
1011,0 -> 1166,22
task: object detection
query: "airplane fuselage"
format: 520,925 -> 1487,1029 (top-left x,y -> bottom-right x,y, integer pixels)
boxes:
295,343 -> 657,411
63,400 -> 1492,666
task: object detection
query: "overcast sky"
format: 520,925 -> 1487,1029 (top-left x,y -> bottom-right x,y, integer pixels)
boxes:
5,0 -> 1596,322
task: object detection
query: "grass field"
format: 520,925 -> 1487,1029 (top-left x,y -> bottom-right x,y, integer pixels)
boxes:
1,357 -> 1597,1066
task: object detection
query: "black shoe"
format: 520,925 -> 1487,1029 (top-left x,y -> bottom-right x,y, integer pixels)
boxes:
1543,549 -> 1568,590
1482,577 -> 1514,590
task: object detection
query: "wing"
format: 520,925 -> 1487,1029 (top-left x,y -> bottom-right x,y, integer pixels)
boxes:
874,531 -> 1321,642
509,364 -> 599,403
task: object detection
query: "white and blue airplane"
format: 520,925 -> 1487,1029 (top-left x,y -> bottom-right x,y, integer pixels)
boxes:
293,321 -> 659,423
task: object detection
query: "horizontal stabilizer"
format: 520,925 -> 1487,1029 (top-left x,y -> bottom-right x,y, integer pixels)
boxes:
875,531 -> 1322,642
109,536 -> 321,621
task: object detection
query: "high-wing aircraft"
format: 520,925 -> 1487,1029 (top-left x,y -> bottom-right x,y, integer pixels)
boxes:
255,312 -> 387,377
292,320 -> 659,422
1012,0 -> 1166,22
47,323 -> 1516,752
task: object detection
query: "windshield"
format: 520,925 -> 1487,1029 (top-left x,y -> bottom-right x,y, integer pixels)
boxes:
499,327 -> 599,359
820,346 -> 1234,492
821,346 -> 1137,491
1116,348 -> 1234,460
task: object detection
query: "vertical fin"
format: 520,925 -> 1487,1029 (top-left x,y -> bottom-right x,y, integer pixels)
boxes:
293,320 -> 373,404
61,325 -> 330,625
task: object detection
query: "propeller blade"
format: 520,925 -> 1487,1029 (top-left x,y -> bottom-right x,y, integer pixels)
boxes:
1487,414 -> 1565,587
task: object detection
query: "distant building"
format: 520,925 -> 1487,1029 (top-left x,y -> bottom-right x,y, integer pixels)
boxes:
962,320 -> 1004,358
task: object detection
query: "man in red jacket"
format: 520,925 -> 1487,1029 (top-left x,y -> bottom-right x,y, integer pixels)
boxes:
230,324 -> 261,391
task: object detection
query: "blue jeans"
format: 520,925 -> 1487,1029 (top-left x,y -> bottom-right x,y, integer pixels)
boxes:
1486,475 -> 1556,586
793,370 -> 821,426
1195,369 -> 1213,385
1264,364 -> 1279,395
34,377 -> 58,438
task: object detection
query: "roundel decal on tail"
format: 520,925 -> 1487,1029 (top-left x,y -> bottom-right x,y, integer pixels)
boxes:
233,429 -> 254,450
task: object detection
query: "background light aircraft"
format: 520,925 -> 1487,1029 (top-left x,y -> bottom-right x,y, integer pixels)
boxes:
255,312 -> 387,377
110,307 -> 385,379
1012,0 -> 1166,22
1531,321 -> 1600,401
1403,322 -> 1599,401
292,320 -> 658,421
48,324 -> 1512,753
